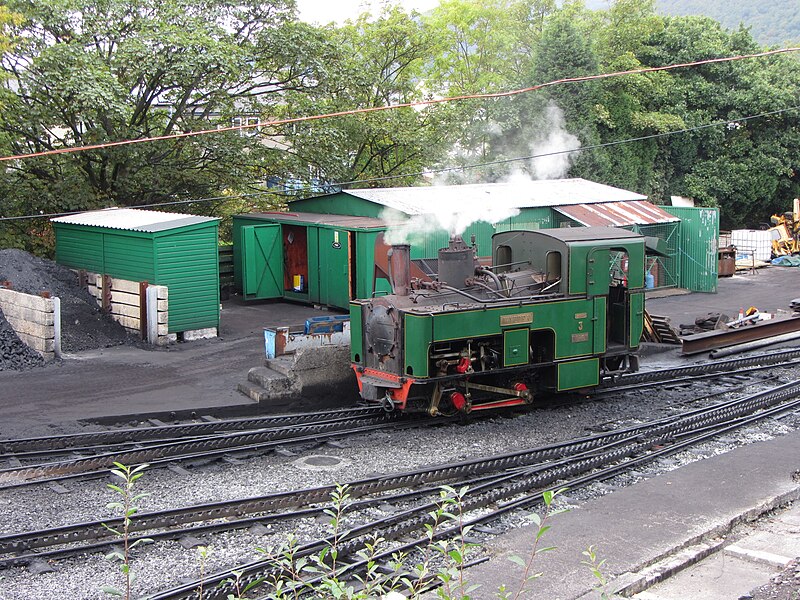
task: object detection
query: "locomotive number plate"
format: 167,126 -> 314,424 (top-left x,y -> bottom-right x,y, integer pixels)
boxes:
501,313 -> 533,326
571,333 -> 589,342
574,312 -> 587,319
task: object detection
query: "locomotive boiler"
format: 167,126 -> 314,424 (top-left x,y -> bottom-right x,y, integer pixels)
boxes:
350,227 -> 646,415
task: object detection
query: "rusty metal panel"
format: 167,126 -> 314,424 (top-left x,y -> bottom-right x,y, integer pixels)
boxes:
681,316 -> 800,354
554,201 -> 680,227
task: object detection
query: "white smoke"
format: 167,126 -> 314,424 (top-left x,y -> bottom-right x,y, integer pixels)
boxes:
381,199 -> 520,245
381,102 -> 578,244
527,102 -> 581,179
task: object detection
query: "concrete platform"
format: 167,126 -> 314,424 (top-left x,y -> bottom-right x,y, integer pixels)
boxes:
464,430 -> 800,599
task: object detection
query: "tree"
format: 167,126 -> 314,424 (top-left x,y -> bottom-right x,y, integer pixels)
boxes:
0,0 -> 323,250
277,5 -> 453,188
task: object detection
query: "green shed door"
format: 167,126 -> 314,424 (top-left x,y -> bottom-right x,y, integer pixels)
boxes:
318,228 -> 350,308
242,224 -> 283,299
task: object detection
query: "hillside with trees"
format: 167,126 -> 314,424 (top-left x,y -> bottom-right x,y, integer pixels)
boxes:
657,0 -> 800,46
1,0 -> 799,251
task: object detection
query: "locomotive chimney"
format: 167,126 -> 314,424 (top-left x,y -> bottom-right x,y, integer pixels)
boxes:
387,244 -> 411,296
437,235 -> 478,289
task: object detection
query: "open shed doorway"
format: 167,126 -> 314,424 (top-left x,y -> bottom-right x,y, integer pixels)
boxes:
282,224 -> 308,293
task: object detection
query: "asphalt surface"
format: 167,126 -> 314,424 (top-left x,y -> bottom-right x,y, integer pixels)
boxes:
0,297 -> 352,437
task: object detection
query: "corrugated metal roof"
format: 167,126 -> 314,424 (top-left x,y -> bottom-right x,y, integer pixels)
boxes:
553,201 -> 679,227
333,179 -> 647,216
51,208 -> 218,232
244,211 -> 386,230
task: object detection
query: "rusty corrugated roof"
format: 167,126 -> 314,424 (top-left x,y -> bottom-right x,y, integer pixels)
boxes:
244,211 -> 386,230
553,200 -> 679,227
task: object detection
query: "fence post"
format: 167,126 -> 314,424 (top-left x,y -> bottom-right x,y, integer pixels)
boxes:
146,285 -> 159,345
139,281 -> 149,340
53,296 -> 62,359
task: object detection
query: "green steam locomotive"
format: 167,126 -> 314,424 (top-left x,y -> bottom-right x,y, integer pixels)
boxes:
350,227 -> 646,415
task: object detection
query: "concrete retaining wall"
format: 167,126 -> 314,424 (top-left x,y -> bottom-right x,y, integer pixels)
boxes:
0,288 -> 61,360
83,273 -> 170,346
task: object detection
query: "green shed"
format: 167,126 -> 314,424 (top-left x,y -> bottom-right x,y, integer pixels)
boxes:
52,208 -> 221,334
232,211 -> 386,308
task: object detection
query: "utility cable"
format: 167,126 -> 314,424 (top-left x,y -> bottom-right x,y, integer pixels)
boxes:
0,47 -> 797,163
1,103 -> 798,222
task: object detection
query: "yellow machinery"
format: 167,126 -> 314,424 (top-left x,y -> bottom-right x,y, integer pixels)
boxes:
769,199 -> 800,256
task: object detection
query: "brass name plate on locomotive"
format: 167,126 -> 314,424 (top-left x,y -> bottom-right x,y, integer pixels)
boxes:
571,333 -> 589,342
501,313 -> 533,326
574,312 -> 587,319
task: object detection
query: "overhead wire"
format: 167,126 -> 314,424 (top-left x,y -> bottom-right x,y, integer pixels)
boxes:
0,47 -> 798,163
2,103 -> 798,223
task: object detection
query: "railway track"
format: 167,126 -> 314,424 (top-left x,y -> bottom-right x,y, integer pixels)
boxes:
3,377 -> 800,598
0,409 -> 421,489
0,349 -> 798,491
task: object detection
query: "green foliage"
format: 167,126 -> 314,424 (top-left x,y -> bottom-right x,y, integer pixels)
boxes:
101,462 -> 153,600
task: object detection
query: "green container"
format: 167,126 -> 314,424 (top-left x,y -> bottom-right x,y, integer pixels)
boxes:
52,209 -> 220,333
661,206 -> 719,292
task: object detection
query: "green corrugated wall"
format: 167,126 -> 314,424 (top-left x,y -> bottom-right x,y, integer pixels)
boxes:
54,227 -> 105,273
155,227 -> 220,332
662,206 -> 719,293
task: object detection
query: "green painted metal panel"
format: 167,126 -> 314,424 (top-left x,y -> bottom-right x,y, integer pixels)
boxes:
557,358 -> 600,390
585,248 -> 610,297
317,227 -> 350,308
307,227 -> 320,303
242,224 -> 283,299
662,206 -> 719,292
103,234 -> 155,281
495,208 -> 555,232
568,240 -> 646,295
289,194 -> 384,218
53,225 -> 105,273
354,231 -> 380,298
349,302 -> 364,363
404,313 -> 433,378
592,296 -> 607,354
155,225 -> 220,332
429,299 -> 595,362
503,328 -> 529,366
628,291 -> 644,347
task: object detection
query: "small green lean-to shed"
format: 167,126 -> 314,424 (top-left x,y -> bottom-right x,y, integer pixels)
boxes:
51,208 -> 221,334
232,211 -> 386,309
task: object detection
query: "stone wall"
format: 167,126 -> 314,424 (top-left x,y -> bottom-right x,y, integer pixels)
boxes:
0,288 -> 61,360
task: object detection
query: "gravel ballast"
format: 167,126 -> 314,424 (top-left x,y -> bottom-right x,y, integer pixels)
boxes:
0,249 -> 132,367
2,364 -> 800,600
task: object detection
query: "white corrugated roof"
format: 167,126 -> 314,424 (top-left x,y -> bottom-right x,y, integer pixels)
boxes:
51,208 -> 218,232
338,179 -> 647,215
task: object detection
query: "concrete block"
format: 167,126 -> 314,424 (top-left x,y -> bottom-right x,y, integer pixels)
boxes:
109,290 -> 140,307
111,304 -> 142,319
1,303 -> 55,326
0,288 -> 53,312
112,314 -> 141,330
157,310 -> 168,324
182,327 -> 217,341
109,277 -> 142,295
5,318 -> 55,341
17,331 -> 55,353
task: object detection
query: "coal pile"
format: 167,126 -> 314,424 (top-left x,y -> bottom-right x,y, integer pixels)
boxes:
0,308 -> 44,370
0,249 -> 132,363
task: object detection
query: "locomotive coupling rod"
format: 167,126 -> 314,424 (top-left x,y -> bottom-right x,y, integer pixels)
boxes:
460,381 -> 532,400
